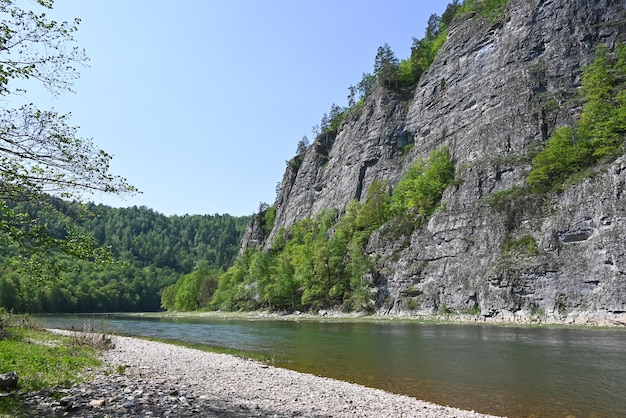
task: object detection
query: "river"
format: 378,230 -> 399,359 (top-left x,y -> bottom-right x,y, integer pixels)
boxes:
38,314 -> 626,418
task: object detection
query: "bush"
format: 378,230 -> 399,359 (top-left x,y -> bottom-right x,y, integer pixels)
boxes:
458,0 -> 510,22
502,235 -> 540,256
390,146 -> 455,216
528,43 -> 626,192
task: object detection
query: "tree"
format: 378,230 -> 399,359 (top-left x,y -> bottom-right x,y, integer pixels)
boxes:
425,13 -> 441,39
441,0 -> 461,27
296,136 -> 309,156
356,73 -> 375,100
579,44 -> 626,159
528,43 -> 626,192
374,43 -> 399,87
527,126 -> 591,192
355,179 -> 390,232
0,1 -> 137,276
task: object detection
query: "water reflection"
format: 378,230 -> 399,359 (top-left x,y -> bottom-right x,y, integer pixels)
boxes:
38,314 -> 626,418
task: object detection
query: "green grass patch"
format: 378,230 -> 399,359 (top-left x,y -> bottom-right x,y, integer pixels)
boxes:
459,0 -> 510,22
502,234 -> 540,256
0,316 -> 102,415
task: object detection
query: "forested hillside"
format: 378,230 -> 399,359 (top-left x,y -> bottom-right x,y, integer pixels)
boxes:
0,199 -> 250,313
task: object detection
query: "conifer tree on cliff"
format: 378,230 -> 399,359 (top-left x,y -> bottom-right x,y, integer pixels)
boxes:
0,0 -> 137,278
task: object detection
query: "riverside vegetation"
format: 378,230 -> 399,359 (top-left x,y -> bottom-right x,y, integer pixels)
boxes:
0,310 -> 104,415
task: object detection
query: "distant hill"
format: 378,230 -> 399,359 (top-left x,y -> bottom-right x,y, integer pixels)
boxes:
0,199 -> 250,313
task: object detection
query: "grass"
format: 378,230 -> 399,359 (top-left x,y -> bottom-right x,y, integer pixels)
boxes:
0,313 -> 105,416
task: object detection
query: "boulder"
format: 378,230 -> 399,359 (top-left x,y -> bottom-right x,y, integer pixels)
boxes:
0,372 -> 18,391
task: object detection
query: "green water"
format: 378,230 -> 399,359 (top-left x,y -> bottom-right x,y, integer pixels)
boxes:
40,315 -> 626,417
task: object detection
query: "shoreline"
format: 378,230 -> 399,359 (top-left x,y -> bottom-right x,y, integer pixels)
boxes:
43,331 -> 501,417
126,309 -> 626,328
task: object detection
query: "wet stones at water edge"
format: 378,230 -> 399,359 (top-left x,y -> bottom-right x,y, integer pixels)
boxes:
0,372 -> 18,391
17,369 -> 253,418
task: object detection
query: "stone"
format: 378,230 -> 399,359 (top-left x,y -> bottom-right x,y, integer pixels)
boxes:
89,399 -> 106,407
0,372 -> 18,391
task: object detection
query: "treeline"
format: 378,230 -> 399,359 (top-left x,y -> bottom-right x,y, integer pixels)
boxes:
162,147 -> 454,312
85,204 -> 246,272
0,199 -> 250,313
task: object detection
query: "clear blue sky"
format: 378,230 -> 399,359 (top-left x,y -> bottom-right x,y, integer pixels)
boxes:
31,0 -> 450,216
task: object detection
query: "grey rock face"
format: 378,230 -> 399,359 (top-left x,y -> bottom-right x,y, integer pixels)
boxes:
246,0 -> 626,324
265,86 -> 411,248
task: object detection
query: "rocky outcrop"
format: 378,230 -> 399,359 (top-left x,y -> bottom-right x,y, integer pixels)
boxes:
246,0 -> 626,324
265,86 -> 412,248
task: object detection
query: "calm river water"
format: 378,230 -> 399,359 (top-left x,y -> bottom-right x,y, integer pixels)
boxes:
39,314 -> 626,418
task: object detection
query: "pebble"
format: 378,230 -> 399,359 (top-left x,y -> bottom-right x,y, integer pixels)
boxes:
16,331 -> 501,417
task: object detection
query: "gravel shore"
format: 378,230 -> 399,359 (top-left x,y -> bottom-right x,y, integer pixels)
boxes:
26,332 -> 501,417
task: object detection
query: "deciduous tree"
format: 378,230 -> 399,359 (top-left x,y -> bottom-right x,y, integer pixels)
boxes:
0,0 -> 137,276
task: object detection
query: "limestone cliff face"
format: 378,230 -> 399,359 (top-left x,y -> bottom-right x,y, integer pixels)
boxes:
243,0 -> 626,324
262,86 -> 411,248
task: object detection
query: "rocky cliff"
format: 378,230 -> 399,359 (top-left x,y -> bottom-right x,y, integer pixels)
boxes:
241,0 -> 626,324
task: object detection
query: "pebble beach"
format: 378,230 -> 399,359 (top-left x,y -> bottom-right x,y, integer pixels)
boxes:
21,332 -> 502,417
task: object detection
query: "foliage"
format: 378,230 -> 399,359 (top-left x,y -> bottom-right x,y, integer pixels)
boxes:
355,180 -> 391,232
287,137 -> 310,171
314,103 -> 348,138
347,73 -> 375,108
0,0 -> 138,280
374,43 -> 400,88
501,235 -> 540,256
261,204 -> 276,236
0,199 -> 250,313
366,2 -> 462,92
390,147 -> 455,217
190,148 -> 454,313
528,44 -> 626,192
161,262 -> 220,311
578,43 -> 626,159
206,200 -> 381,312
526,126 -> 593,192
458,0 -> 510,22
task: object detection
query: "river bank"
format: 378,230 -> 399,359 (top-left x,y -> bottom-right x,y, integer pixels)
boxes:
132,308 -> 626,328
32,331 -> 499,417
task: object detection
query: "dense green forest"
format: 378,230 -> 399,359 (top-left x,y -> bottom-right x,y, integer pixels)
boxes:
0,199 -> 250,313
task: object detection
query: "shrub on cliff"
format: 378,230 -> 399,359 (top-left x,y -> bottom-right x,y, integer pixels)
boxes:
528,43 -> 626,192
390,146 -> 455,217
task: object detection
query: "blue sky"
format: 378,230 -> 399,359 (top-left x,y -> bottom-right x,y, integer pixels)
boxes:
29,1 -> 451,216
